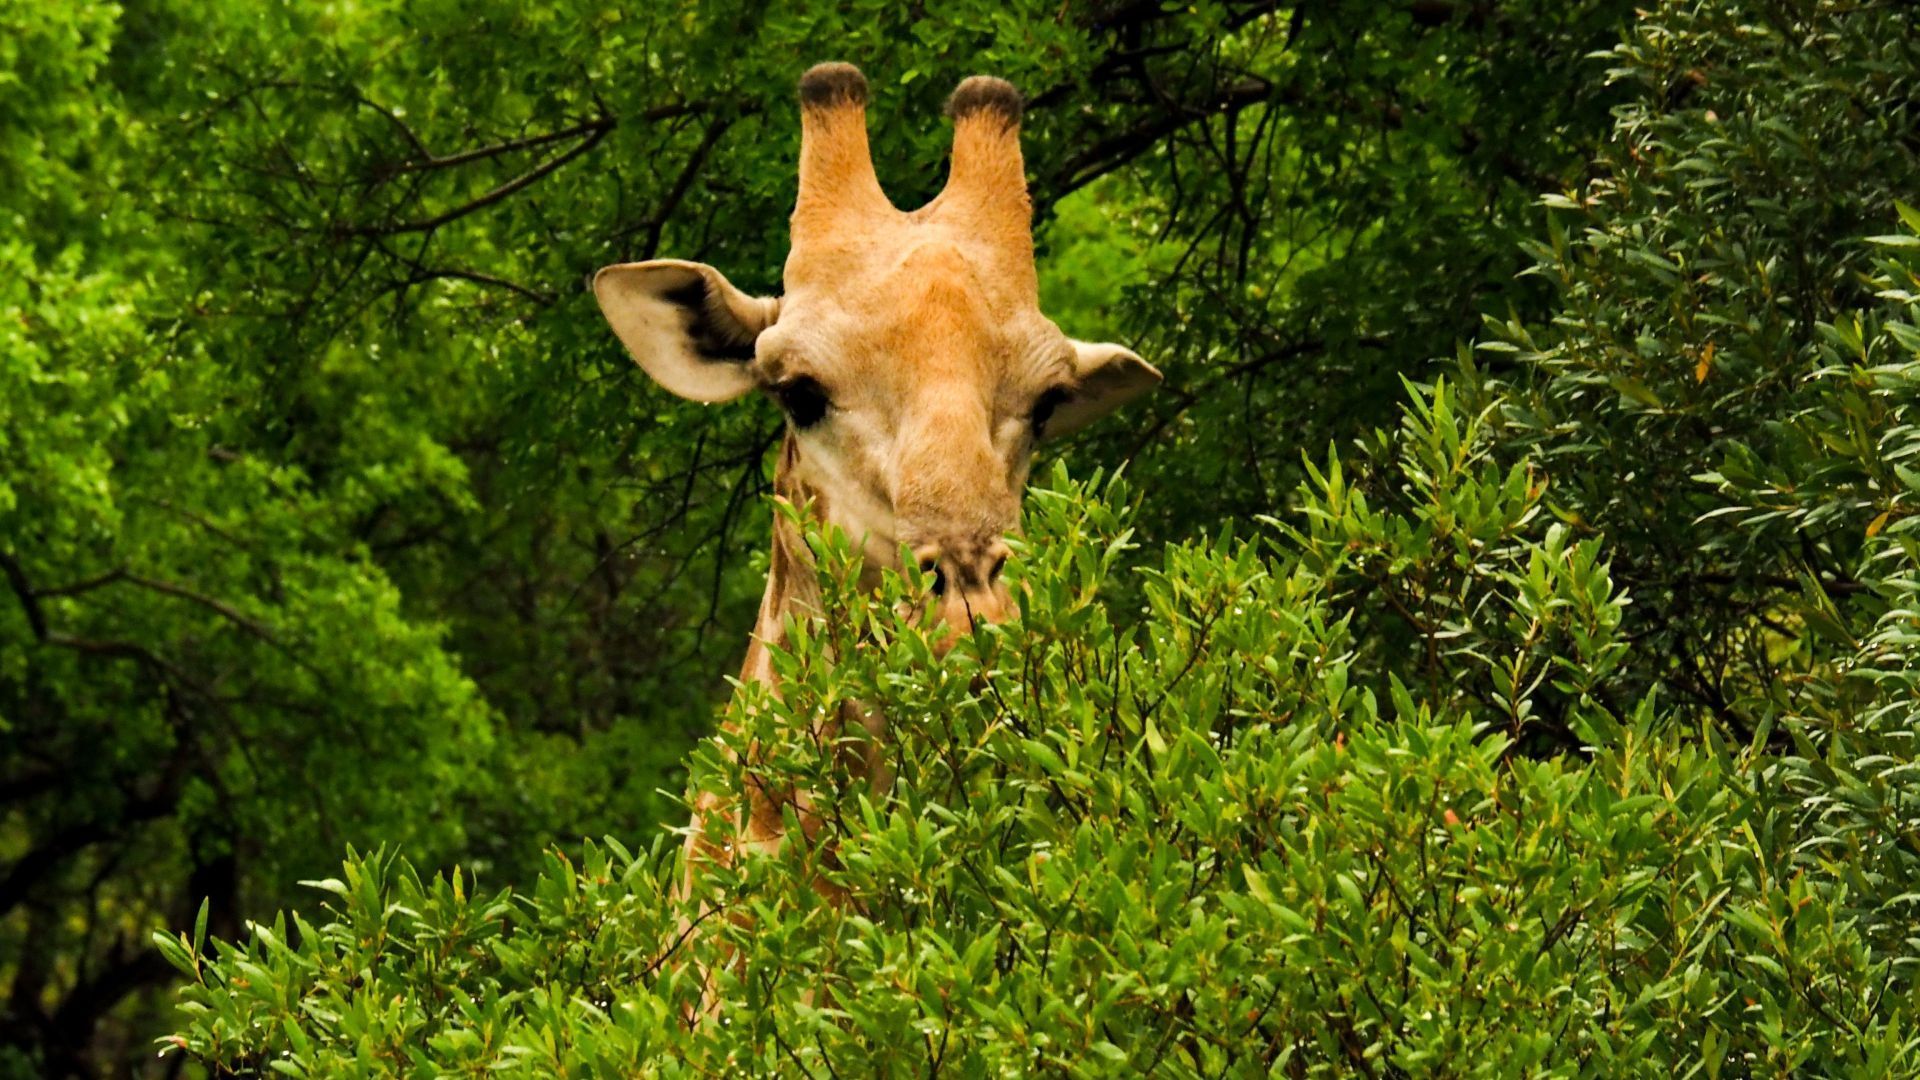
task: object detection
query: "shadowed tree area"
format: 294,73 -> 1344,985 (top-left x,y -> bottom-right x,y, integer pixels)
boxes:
6,0 -> 1920,1075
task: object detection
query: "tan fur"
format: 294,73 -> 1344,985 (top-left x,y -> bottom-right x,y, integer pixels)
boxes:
591,64 -> 1160,1010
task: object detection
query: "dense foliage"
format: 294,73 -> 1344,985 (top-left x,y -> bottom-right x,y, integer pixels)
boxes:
6,0 -> 1920,1074
160,452 -> 1920,1074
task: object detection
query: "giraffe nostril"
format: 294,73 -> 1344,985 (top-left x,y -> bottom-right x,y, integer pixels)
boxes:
984,541 -> 1012,585
913,545 -> 944,595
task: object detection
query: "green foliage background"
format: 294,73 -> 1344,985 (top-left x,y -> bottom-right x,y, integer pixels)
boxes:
4,0 -> 1919,1075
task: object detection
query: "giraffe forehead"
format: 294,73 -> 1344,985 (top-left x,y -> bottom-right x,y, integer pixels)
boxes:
777,235 -> 1059,394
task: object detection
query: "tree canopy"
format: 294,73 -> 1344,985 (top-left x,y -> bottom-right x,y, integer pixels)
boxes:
5,0 -> 1920,1075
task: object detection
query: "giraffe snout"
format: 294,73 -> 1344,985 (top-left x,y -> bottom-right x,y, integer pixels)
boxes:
913,538 -> 1014,635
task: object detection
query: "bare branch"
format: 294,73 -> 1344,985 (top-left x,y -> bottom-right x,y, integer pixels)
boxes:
120,574 -> 279,646
380,117 -> 620,175
33,567 -> 129,599
0,550 -> 48,641
398,266 -> 557,305
337,120 -> 614,237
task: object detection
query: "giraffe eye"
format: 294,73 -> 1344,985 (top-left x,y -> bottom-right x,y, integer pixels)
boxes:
1030,386 -> 1071,438
773,377 -> 830,429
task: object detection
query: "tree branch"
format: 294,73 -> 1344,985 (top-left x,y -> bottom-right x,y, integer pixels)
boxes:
121,574 -> 279,646
378,117 -> 621,176
398,266 -> 557,305
0,550 -> 48,641
1043,77 -> 1285,202
337,119 -> 614,237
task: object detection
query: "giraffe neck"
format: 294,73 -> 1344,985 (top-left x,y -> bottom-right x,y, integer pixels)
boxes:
739,433 -> 821,686
721,432 -> 893,859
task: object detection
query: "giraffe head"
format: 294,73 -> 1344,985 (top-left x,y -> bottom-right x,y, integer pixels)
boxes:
594,64 -> 1159,632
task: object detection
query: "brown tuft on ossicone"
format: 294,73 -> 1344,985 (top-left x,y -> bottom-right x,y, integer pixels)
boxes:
945,76 -> 1022,128
799,62 -> 869,110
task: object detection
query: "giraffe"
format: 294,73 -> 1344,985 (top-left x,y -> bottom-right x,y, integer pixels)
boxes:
591,61 -> 1159,952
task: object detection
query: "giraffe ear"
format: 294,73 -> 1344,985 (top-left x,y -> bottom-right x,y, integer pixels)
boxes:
1045,340 -> 1162,438
592,260 -> 779,403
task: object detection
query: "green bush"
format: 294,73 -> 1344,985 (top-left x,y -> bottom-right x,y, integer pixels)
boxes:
160,443 -> 1917,1076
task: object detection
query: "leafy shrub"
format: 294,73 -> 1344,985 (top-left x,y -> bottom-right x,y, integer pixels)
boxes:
1482,0 -> 1920,727
160,450 -> 1917,1076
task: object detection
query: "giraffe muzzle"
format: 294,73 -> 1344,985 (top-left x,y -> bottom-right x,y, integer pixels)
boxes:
913,539 -> 1014,644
